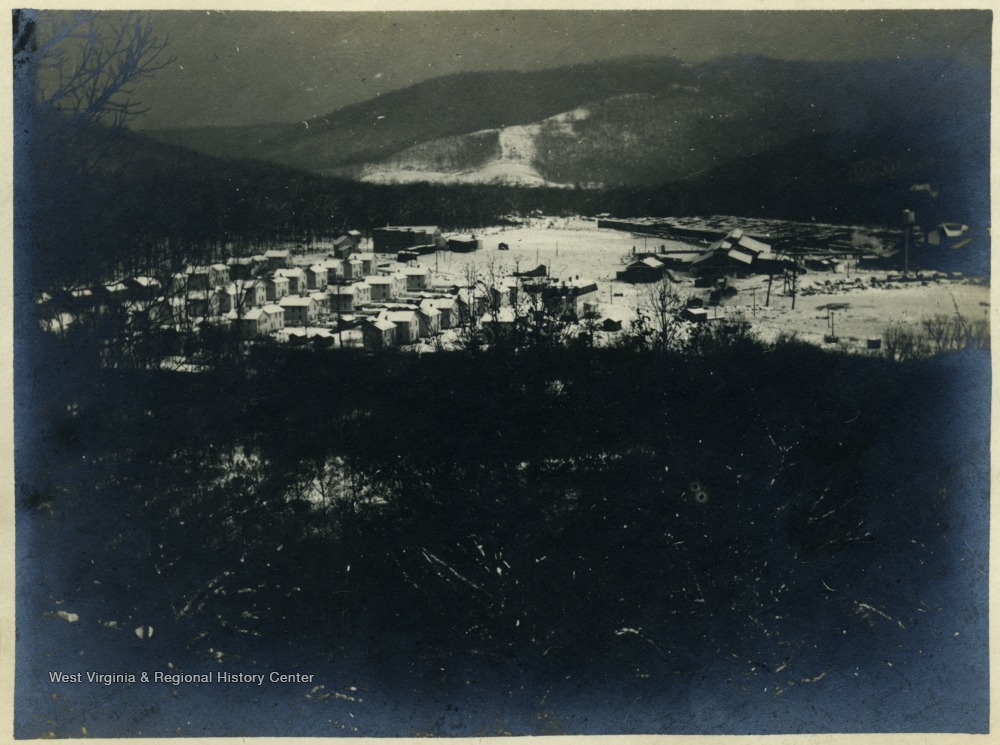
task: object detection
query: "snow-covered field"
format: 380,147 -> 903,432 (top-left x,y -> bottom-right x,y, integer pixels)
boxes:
299,218 -> 989,352
419,219 -> 991,350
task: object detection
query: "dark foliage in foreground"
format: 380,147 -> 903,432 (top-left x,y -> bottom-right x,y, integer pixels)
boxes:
18,337 -> 989,697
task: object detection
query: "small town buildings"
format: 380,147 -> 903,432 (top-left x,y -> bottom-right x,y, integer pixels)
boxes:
372,226 -> 444,253
331,234 -> 359,260
278,295 -> 319,326
342,258 -> 364,281
689,229 -> 790,277
447,236 -> 482,253
226,255 -> 267,280
186,289 -> 223,318
348,252 -> 377,276
275,267 -> 307,294
322,259 -> 344,283
416,306 -> 441,337
542,278 -> 600,318
513,264 -> 548,278
362,318 -> 397,351
186,264 -> 229,291
366,275 -> 397,303
264,275 -> 290,301
480,306 -> 518,341
383,309 -> 420,344
617,257 -> 666,283
308,290 -> 330,313
456,287 -> 489,321
421,296 -> 458,329
403,267 -> 430,292
681,307 -> 710,323
238,279 -> 267,308
265,249 -> 292,270
329,282 -> 372,314
600,318 -> 623,332
237,304 -> 285,336
304,264 -> 328,290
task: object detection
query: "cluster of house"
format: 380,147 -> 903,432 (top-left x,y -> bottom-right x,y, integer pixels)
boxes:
169,246 -> 457,350
44,223 -> 611,352
616,229 -> 796,283
53,233 -> 603,352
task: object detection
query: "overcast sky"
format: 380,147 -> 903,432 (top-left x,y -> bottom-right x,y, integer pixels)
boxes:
80,9 -> 991,130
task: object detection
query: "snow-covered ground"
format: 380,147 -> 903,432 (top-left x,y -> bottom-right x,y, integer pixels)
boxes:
357,108 -> 591,188
410,219 -> 990,351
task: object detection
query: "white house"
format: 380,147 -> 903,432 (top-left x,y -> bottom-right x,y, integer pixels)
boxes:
238,304 -> 285,336
366,275 -> 397,302
275,268 -> 307,295
264,249 -> 292,270
279,295 -> 319,326
383,309 -> 420,344
264,275 -> 290,301
403,267 -> 430,292
362,319 -> 397,351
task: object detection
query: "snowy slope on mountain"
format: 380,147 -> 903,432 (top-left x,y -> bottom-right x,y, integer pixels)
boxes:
351,107 -> 592,188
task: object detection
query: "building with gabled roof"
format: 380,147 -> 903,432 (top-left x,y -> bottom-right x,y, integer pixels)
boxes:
264,275 -> 290,301
362,318 -> 397,351
382,309 -> 420,344
275,267 -> 307,294
278,295 -> 319,326
237,304 -> 285,336
264,249 -> 292,270
403,266 -> 430,292
372,226 -> 444,253
416,306 -> 441,337
421,296 -> 458,329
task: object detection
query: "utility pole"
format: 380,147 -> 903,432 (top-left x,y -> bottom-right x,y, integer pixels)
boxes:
751,287 -> 756,317
790,260 -> 798,310
902,209 -> 915,279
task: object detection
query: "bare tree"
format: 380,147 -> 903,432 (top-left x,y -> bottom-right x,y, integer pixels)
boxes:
17,10 -> 173,168
626,278 -> 684,352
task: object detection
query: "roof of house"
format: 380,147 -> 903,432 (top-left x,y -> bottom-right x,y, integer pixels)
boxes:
279,296 -> 316,307
376,225 -> 440,233
404,267 -> 429,276
333,282 -> 370,295
366,276 -> 393,285
422,297 -> 457,310
265,249 -> 291,258
367,319 -> 397,332
275,267 -> 305,278
385,310 -> 418,323
266,275 -> 289,284
736,234 -> 770,253
727,248 -> 755,265
640,257 -> 665,269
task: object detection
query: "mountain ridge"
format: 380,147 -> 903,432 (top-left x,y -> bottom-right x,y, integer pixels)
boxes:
141,54 -> 988,196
